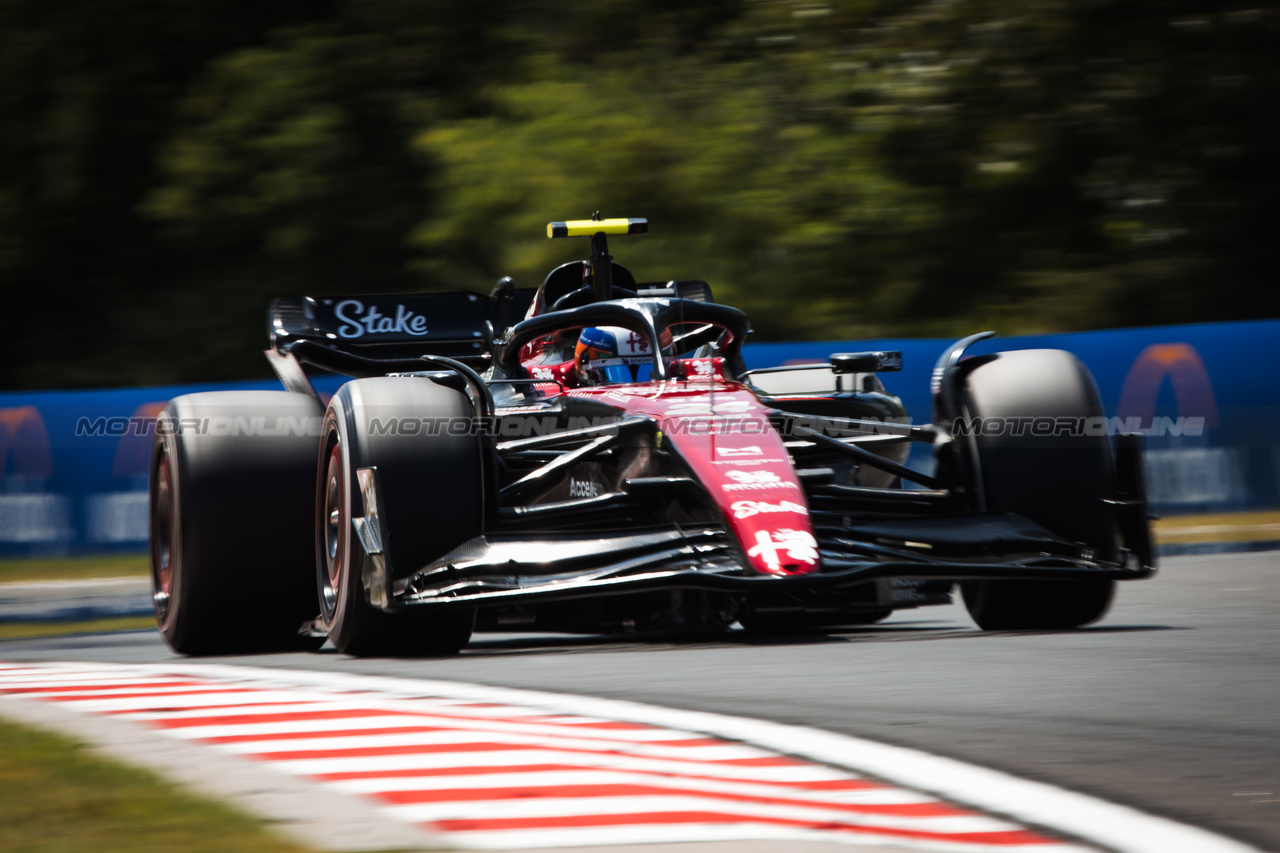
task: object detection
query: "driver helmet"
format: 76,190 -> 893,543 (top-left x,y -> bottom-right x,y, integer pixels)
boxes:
575,326 -> 650,385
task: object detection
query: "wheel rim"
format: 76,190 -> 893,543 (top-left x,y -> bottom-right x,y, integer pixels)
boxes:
320,440 -> 344,617
151,447 -> 174,624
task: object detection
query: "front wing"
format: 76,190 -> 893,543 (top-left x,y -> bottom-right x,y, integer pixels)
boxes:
376,514 -> 1153,611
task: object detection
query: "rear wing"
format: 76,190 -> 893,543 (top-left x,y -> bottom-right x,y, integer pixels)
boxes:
265,289 -> 535,395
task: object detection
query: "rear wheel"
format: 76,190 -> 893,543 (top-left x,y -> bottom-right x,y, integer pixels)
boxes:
149,391 -> 327,655
317,377 -> 482,657
956,349 -> 1117,630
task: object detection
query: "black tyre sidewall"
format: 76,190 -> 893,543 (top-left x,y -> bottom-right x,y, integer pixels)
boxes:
957,349 -> 1118,630
964,349 -> 1118,560
149,392 -> 326,655
317,405 -> 384,653
151,417 -> 196,650
318,377 -> 484,656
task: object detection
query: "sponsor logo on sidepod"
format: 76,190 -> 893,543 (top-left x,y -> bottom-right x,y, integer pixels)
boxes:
729,470 -> 779,484
730,499 -> 808,519
717,445 -> 763,457
722,470 -> 799,492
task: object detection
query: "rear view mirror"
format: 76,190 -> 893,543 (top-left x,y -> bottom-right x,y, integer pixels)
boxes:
830,351 -> 903,373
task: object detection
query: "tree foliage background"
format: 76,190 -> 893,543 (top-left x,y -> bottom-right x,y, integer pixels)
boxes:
2,0 -> 1276,388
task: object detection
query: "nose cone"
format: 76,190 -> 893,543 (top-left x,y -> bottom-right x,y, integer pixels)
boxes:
621,383 -> 819,576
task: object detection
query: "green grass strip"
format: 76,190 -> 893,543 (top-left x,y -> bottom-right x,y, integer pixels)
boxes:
0,716 -> 316,853
0,556 -> 149,584
1153,510 -> 1280,543
0,617 -> 156,642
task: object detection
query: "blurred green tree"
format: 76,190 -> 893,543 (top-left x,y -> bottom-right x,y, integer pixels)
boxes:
0,0 -> 1275,388
0,0 -> 321,387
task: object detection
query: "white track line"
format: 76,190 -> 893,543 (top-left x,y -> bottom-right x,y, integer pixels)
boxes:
324,769 -> 934,803
441,824 -> 1079,853
266,750 -> 856,783
217,732 -> 770,760
380,795 -> 1020,831
0,661 -> 1263,853
159,714 -> 709,742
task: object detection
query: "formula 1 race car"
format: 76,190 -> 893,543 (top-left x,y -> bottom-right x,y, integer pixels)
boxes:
148,217 -> 1155,656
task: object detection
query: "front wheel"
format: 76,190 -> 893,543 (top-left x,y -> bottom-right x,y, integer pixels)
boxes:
960,578 -> 1114,631
317,377 -> 482,656
955,349 -> 1118,630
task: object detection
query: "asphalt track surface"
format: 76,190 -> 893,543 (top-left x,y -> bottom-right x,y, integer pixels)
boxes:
1,552 -> 1276,851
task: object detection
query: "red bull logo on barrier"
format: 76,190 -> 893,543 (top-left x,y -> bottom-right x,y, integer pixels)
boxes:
1117,343 -> 1219,429
0,406 -> 53,478
0,406 -> 64,544
111,402 -> 167,478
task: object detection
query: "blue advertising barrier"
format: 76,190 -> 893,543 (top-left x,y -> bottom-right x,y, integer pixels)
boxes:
2,319 -> 1277,556
744,318 -> 1280,518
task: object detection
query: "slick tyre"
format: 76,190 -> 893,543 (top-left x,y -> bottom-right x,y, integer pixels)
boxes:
957,349 -> 1117,630
317,377 -> 482,657
149,391 -> 328,655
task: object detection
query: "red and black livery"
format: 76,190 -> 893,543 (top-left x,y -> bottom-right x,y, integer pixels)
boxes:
148,217 -> 1154,656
